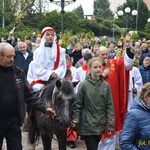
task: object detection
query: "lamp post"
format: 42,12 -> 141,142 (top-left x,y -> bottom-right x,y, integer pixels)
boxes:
136,0 -> 139,31
49,0 -> 76,34
148,18 -> 150,23
2,0 -> 5,28
118,7 -> 137,31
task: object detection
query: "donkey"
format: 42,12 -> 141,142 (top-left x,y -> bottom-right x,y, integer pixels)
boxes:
28,79 -> 74,150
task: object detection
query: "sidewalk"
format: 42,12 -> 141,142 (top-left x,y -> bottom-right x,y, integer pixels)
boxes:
2,132 -> 86,150
2,132 -> 121,150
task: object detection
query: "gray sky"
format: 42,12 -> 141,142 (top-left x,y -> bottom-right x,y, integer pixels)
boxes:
48,0 -> 126,15
48,0 -> 94,15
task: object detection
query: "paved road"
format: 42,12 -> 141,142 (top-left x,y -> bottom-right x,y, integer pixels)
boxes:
2,132 -> 86,150
2,132 -> 121,150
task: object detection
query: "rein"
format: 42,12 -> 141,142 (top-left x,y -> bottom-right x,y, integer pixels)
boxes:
51,86 -> 60,120
39,85 -> 59,120
51,86 -> 57,110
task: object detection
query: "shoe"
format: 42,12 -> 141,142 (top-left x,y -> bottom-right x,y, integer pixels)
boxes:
69,141 -> 75,148
80,136 -> 84,140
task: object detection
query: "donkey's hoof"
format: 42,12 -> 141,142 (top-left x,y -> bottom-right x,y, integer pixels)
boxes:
27,144 -> 35,150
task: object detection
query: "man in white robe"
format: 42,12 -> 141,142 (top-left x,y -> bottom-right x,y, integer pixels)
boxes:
127,66 -> 143,111
27,27 -> 66,91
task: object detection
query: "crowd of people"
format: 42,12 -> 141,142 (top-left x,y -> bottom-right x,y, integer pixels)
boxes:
0,26 -> 150,150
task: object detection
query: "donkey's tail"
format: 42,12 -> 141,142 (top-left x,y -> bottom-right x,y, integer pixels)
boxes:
28,125 -> 40,144
28,110 -> 41,145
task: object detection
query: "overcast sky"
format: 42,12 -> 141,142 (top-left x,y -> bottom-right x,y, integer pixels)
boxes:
48,0 -> 94,15
48,0 -> 126,15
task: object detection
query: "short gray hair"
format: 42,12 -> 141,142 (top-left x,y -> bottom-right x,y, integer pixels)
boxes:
0,43 -> 9,55
0,43 -> 14,56
81,48 -> 91,56
18,41 -> 27,48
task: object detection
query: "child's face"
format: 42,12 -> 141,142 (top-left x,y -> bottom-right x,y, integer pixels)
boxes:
45,31 -> 55,44
90,60 -> 102,78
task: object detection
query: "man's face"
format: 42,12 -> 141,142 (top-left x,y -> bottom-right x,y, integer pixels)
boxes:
97,47 -> 108,63
18,43 -> 27,54
0,45 -> 15,67
45,31 -> 55,45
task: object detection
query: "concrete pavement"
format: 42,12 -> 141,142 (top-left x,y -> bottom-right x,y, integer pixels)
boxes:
2,132 -> 121,149
2,132 -> 86,150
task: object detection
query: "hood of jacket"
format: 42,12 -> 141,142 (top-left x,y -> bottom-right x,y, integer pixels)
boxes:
130,97 -> 150,111
85,74 -> 104,86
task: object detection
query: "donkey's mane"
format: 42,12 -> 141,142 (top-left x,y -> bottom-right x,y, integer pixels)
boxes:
44,79 -> 74,101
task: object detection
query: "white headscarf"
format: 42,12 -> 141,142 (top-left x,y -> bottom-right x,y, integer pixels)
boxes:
33,27 -> 57,67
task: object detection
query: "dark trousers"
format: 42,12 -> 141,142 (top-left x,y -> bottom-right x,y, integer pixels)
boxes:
82,135 -> 101,150
0,117 -> 22,150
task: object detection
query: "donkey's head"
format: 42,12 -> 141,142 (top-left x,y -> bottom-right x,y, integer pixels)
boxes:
52,79 -> 74,129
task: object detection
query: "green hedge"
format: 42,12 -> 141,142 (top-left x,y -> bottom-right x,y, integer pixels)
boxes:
138,31 -> 150,40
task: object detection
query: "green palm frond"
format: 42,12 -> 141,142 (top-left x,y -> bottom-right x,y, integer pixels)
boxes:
113,24 -> 128,37
59,31 -> 73,49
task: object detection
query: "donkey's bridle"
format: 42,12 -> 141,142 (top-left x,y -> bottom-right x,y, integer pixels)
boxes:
51,86 -> 77,142
51,86 -> 60,120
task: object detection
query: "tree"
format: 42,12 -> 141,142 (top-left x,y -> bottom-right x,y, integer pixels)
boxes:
144,22 -> 150,33
0,0 -> 17,28
34,0 -> 50,14
21,0 -> 48,28
117,0 -> 150,31
77,19 -> 101,35
36,11 -> 61,31
73,5 -> 84,19
93,0 -> 113,19
64,12 -> 79,33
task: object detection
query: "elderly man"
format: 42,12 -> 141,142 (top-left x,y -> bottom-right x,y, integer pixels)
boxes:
27,27 -> 66,91
0,43 -> 54,150
14,41 -> 33,76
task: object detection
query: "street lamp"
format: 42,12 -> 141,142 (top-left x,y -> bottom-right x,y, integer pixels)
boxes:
147,18 -> 150,23
49,0 -> 76,34
118,7 -> 137,31
2,0 -> 5,28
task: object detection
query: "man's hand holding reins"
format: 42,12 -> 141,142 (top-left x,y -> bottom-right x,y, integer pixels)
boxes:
45,108 -> 55,117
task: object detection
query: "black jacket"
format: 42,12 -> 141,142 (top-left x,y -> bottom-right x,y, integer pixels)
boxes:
2,65 -> 47,126
14,50 -> 33,76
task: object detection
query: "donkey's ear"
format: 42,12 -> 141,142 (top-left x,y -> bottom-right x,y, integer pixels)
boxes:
72,81 -> 79,87
56,80 -> 62,88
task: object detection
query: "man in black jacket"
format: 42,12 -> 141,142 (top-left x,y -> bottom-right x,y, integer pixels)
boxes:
0,43 -> 54,150
14,41 -> 33,76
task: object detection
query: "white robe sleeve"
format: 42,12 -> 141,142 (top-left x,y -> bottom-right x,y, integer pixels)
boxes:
27,46 -> 66,84
124,53 -> 134,71
127,67 -> 143,111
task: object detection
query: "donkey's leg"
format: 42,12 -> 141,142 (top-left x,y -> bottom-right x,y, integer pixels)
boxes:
28,125 -> 38,150
41,133 -> 52,150
56,130 -> 67,150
